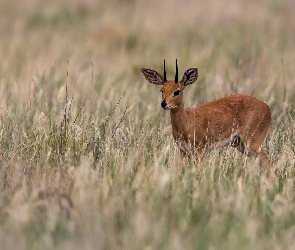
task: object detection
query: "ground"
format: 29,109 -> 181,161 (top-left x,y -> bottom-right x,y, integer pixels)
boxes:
0,0 -> 295,249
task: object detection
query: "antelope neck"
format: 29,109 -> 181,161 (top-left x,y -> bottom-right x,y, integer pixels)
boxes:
170,105 -> 186,130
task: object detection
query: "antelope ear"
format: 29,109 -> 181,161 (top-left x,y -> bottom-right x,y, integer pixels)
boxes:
181,68 -> 198,87
140,68 -> 164,85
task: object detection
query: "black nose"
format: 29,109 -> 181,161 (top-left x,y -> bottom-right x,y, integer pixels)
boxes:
161,100 -> 167,109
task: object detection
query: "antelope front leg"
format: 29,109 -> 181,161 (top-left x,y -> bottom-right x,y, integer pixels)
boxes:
179,146 -> 205,164
179,148 -> 190,163
194,148 -> 206,164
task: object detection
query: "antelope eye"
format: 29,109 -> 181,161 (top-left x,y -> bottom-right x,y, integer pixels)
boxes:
173,90 -> 180,96
160,89 -> 164,94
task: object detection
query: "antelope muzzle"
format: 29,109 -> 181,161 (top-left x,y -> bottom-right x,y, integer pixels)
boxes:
161,100 -> 167,110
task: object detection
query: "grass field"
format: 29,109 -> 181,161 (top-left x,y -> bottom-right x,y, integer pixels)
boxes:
0,0 -> 295,249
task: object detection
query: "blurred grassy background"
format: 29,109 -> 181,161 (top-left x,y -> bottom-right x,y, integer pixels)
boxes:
0,0 -> 295,249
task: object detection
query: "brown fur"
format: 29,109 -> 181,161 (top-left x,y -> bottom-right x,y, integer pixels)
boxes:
141,64 -> 272,168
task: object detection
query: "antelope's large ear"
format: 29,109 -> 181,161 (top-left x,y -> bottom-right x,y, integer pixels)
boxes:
140,68 -> 164,85
181,68 -> 198,87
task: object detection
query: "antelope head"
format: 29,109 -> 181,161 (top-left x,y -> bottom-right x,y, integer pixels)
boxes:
140,59 -> 198,110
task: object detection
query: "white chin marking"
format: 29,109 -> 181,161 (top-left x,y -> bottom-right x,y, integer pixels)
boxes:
164,106 -> 175,110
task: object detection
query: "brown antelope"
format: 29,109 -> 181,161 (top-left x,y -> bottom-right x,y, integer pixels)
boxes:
140,59 -> 272,168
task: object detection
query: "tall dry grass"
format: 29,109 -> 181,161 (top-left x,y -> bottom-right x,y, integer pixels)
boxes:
0,0 -> 295,249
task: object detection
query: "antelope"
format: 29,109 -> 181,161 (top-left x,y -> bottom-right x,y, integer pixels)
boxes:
140,59 -> 272,168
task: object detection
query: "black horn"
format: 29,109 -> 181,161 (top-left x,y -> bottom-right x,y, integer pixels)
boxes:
175,59 -> 178,83
163,59 -> 167,83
